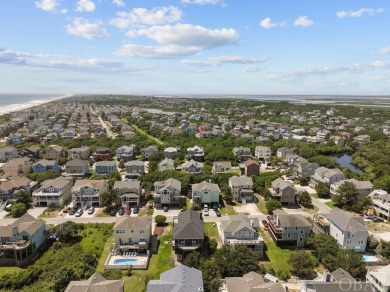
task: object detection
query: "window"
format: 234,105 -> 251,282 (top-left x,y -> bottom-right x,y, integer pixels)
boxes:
295,227 -> 298,230
116,230 -> 125,234
284,227 -> 288,231
300,230 -> 304,234
287,233 -> 291,238
299,237 -> 303,242
192,239 -> 198,245
140,230 -> 145,234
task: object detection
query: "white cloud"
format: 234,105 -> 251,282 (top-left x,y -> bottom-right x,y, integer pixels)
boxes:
181,0 -> 221,5
294,16 -> 315,27
379,47 -> 390,55
75,0 -> 96,12
336,8 -> 383,18
242,66 -> 261,73
259,18 -> 286,29
35,0 -> 58,11
115,44 -> 199,58
0,47 -> 151,73
110,6 -> 182,28
182,55 -> 267,67
112,0 -> 125,7
66,18 -> 110,40
136,24 -> 239,49
60,9 -> 68,14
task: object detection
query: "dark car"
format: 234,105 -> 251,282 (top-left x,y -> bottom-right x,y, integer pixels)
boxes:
215,209 -> 221,217
68,207 -> 77,215
300,181 -> 308,186
118,207 -> 125,216
133,206 -> 139,214
262,220 -> 269,228
373,217 -> 385,222
163,206 -> 169,212
110,208 -> 117,216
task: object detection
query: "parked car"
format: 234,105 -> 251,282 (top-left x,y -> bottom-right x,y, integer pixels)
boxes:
133,206 -> 139,214
163,206 -> 169,212
364,213 -> 375,219
215,209 -> 221,217
118,207 -> 124,216
203,209 -> 209,216
262,219 -> 269,228
87,207 -> 95,215
286,176 -> 295,180
68,207 -> 77,215
373,217 -> 385,222
75,209 -> 83,217
110,208 -> 117,216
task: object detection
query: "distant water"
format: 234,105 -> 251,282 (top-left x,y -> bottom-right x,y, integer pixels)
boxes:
0,94 -> 72,115
333,154 -> 363,174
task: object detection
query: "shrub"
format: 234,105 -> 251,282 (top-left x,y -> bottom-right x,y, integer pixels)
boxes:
155,215 -> 167,226
10,203 -> 27,218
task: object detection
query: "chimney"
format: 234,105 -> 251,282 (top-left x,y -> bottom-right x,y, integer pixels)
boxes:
12,227 -> 18,236
322,270 -> 331,282
250,219 -> 254,228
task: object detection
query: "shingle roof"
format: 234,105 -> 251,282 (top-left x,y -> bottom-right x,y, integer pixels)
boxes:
368,264 -> 390,286
113,180 -> 140,190
33,159 -> 57,168
213,161 -> 232,168
221,214 -> 259,233
274,211 -> 311,228
0,213 -> 45,237
173,209 -> 204,240
41,176 -> 72,189
191,181 -> 220,192
229,175 -> 253,186
326,208 -> 368,233
225,272 -> 284,292
73,180 -> 107,190
114,216 -> 151,231
331,268 -> 355,282
64,272 -> 123,292
65,159 -> 89,167
271,178 -> 296,191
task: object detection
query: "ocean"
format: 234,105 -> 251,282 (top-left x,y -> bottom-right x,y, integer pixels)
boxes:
0,94 -> 72,115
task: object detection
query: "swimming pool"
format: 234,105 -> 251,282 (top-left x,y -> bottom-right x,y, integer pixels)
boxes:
113,258 -> 139,265
362,255 -> 380,262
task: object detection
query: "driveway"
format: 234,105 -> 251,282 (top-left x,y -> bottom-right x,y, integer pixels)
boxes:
153,208 -> 181,221
295,185 -> 316,194
27,207 -> 46,218
233,203 -> 265,217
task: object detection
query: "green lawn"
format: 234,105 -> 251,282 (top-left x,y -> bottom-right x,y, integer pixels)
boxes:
125,121 -> 164,146
303,205 -> 319,214
221,204 -> 237,216
231,168 -> 240,175
0,267 -> 22,277
96,233 -> 114,273
124,233 -> 174,292
311,193 -> 319,199
325,201 -> 336,209
255,195 -> 268,214
260,229 -> 292,276
204,222 -> 221,246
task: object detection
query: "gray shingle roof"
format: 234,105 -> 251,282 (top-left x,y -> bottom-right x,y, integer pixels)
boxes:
65,272 -> 123,292
225,272 -> 284,292
326,208 -> 368,233
113,216 -> 151,231
173,209 -> 204,240
0,213 -> 45,237
229,175 -> 253,186
113,180 -> 140,190
191,181 -> 220,192
221,214 -> 259,233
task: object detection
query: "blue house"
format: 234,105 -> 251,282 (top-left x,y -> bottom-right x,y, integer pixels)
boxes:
0,213 -> 47,266
8,133 -> 24,144
95,161 -> 117,175
32,159 -> 60,173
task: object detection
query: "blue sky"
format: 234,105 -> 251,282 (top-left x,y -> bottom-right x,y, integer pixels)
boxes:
1,0 -> 390,95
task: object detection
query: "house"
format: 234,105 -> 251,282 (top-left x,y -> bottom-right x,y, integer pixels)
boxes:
114,180 -> 142,207
3,157 -> 31,178
0,177 -> 37,201
0,146 -> 18,162
330,179 -> 374,198
325,208 -> 368,252
267,210 -> 311,247
220,214 -> 264,259
163,147 -> 179,158
182,159 -> 204,174
294,162 -> 319,177
147,264 -> 203,292
0,213 -> 47,267
8,133 -> 24,144
255,146 -> 272,161
173,209 -> 204,260
154,178 -> 181,207
141,145 -> 159,159
276,147 -> 294,158
64,159 -> 90,177
221,271 -> 284,292
367,265 -> 390,292
72,179 -> 109,208
95,161 -> 117,175
243,159 -> 260,176
187,146 -> 204,161
354,134 -> 371,143
113,216 -> 152,255
233,146 -> 252,162
92,147 -> 111,161
68,146 -> 91,160
330,135 -> 345,146
65,272 -> 124,292
158,158 -> 175,171
32,176 -> 73,207
32,159 -> 60,173
310,167 -> 345,187
212,161 -> 232,174
124,160 -> 145,179
191,181 -> 220,206
22,146 -> 42,160
303,268 -> 373,292
370,190 -> 390,221
270,178 -> 297,205
228,175 -> 254,203
45,145 -> 64,160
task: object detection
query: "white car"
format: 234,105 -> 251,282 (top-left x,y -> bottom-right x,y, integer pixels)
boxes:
87,207 -> 95,215
203,210 -> 209,216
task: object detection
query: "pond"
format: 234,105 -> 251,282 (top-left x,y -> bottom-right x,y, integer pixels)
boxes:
332,154 -> 363,174
145,108 -> 178,115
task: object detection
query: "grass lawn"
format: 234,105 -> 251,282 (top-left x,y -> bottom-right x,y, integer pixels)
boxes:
325,201 -> 336,209
303,205 -> 319,214
124,231 -> 174,292
0,267 -> 22,277
96,233 -> 114,273
231,168 -> 240,175
204,222 -> 221,246
124,120 -> 164,146
95,212 -> 112,217
38,211 -> 59,218
260,229 -> 292,276
255,194 -> 268,215
311,193 -> 319,199
221,204 -> 237,216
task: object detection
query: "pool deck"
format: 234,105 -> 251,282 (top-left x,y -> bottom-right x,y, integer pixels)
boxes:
105,254 -> 149,270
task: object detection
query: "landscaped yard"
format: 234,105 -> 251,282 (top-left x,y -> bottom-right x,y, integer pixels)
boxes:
303,205 -> 319,214
96,233 -> 114,273
221,204 -> 237,216
204,222 -> 221,246
325,201 -> 336,209
0,266 -> 22,277
255,194 -> 268,214
310,193 -> 319,199
124,229 -> 174,292
260,229 -> 292,277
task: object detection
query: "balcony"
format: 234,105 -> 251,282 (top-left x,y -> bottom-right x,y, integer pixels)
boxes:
0,240 -> 31,250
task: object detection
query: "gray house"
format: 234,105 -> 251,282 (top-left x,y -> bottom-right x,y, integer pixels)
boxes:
222,272 -> 284,292
173,209 -> 204,260
228,175 -> 254,203
153,178 -> 181,207
270,178 -> 297,205
124,160 -> 145,179
147,264 -> 203,292
113,180 -> 142,207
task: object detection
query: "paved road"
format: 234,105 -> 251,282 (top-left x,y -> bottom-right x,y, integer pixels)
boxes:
311,198 -> 332,214
98,116 -> 116,139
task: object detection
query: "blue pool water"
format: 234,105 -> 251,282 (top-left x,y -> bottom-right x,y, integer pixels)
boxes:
114,258 -> 139,265
362,255 -> 379,262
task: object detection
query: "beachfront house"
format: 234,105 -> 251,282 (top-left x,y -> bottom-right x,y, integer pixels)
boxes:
114,180 -> 142,207
32,176 -> 73,207
72,179 -> 109,208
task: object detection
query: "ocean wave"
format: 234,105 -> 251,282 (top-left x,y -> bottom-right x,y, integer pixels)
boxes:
0,94 -> 73,115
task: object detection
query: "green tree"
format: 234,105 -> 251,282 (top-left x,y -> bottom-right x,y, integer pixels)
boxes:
307,234 -> 339,261
183,251 -> 202,269
297,191 -> 312,208
119,159 -> 125,170
100,190 -> 118,208
54,221 -> 79,242
10,202 -> 27,218
155,215 -> 167,226
201,259 -> 221,292
315,183 -> 331,199
265,199 -> 282,214
288,250 -> 317,278
323,250 -> 366,279
331,181 -> 359,210
15,190 -> 32,209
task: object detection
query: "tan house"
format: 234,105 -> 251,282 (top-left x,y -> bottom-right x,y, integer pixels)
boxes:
212,161 -> 232,174
0,146 -> 18,163
68,146 -> 91,160
65,272 -> 124,292
72,179 -> 109,208
32,176 -> 73,207
3,157 -> 31,178
64,159 -> 90,177
45,145 -> 64,160
114,216 -> 152,254
113,180 -> 142,207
